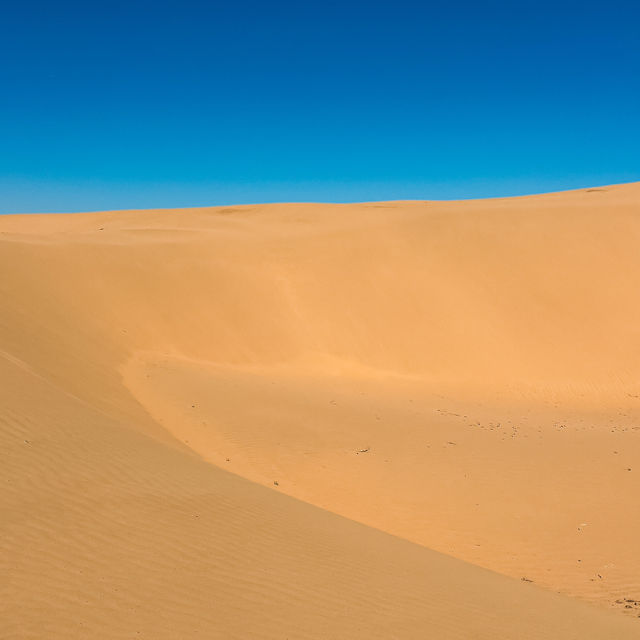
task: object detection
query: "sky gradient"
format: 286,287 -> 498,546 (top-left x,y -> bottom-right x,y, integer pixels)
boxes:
1,0 -> 639,213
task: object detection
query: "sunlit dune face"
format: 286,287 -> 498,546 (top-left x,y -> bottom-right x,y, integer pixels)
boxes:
2,184 -> 640,638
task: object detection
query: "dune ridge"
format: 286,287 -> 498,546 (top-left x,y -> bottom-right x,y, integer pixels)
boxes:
2,183 -> 640,637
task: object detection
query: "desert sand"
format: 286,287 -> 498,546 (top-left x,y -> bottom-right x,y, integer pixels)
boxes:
2,183 -> 640,638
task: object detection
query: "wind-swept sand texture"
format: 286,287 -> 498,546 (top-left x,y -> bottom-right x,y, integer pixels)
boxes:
2,183 -> 640,638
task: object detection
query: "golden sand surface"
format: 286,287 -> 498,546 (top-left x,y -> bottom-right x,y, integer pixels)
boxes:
2,183 -> 640,638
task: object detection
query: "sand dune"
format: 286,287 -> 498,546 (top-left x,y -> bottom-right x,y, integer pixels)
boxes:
2,183 -> 640,637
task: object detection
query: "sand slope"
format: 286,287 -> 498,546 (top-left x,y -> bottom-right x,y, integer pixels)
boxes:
2,183 -> 640,637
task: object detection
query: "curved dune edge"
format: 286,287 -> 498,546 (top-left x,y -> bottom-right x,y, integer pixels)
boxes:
121,350 -> 640,612
2,183 -> 640,637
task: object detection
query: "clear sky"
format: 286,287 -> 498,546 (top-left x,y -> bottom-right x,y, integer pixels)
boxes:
1,0 -> 639,213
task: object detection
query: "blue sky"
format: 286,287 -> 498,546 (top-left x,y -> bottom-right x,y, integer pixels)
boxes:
1,0 -> 639,213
